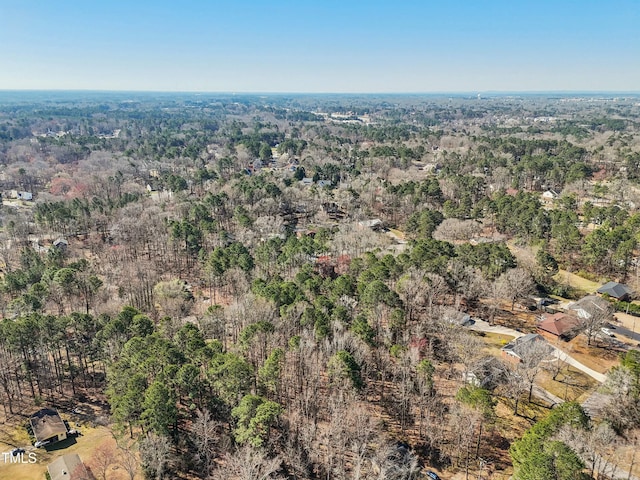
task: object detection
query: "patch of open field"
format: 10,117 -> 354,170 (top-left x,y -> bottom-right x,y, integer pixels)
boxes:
560,335 -> 620,375
536,363 -> 598,403
553,270 -> 600,293
477,332 -> 513,353
387,227 -> 405,240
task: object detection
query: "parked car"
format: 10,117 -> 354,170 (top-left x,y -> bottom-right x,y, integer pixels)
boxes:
601,327 -> 615,337
10,448 -> 25,456
425,471 -> 441,480
460,315 -> 475,327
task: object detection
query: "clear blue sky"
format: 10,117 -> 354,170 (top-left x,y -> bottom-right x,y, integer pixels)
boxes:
0,0 -> 638,93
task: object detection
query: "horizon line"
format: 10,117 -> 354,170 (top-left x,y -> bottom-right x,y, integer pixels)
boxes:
1,88 -> 640,96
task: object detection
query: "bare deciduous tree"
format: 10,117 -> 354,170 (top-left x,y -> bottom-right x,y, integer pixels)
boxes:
117,443 -> 140,480
450,328 -> 488,381
190,408 -> 228,477
557,422 -> 619,480
397,267 -> 429,322
370,442 -> 422,480
153,279 -> 193,320
211,446 -> 283,480
570,296 -> 614,346
502,363 -> 529,416
89,443 -> 117,480
517,338 -> 554,402
433,218 -> 482,242
496,267 -> 535,311
140,433 -> 172,480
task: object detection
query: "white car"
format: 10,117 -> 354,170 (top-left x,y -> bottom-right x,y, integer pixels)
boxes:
600,327 -> 615,337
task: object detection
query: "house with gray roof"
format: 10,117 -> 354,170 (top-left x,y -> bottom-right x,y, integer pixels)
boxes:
596,281 -> 632,301
500,333 -> 547,361
569,295 -> 614,320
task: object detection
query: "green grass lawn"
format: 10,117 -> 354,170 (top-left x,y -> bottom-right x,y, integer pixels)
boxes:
553,269 -> 600,293
475,332 -> 514,353
536,364 -> 598,403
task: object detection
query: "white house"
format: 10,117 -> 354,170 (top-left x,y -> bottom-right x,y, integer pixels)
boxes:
541,190 -> 559,201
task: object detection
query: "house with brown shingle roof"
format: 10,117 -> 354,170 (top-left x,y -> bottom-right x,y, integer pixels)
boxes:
30,408 -> 67,446
537,313 -> 581,341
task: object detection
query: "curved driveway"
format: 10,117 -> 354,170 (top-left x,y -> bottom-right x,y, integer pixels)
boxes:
469,319 -> 639,479
468,319 -> 607,383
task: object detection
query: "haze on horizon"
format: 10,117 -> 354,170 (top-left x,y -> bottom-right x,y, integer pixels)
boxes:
0,0 -> 638,94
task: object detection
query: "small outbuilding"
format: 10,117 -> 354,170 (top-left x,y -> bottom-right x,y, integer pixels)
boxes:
53,238 -> 69,251
9,190 -> 33,200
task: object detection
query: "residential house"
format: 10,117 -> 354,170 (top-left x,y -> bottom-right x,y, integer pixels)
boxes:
30,408 -> 68,446
47,454 -> 91,480
568,295 -> 613,320
465,356 -> 509,390
9,190 -> 33,200
541,190 -> 560,202
596,281 -> 633,301
441,307 -> 473,327
500,333 -> 547,361
358,218 -> 385,231
537,312 -> 581,341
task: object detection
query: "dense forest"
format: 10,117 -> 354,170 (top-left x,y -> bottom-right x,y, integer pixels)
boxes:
0,92 -> 639,479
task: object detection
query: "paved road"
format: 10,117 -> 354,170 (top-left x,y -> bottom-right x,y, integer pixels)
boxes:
468,319 -> 607,383
610,323 -> 640,343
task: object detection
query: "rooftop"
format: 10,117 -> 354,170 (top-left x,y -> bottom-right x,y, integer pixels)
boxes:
569,295 -> 613,319
538,313 -> 580,337
501,333 -> 546,358
30,408 -> 67,443
597,281 -> 632,299
48,454 -> 90,480
358,218 -> 384,229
